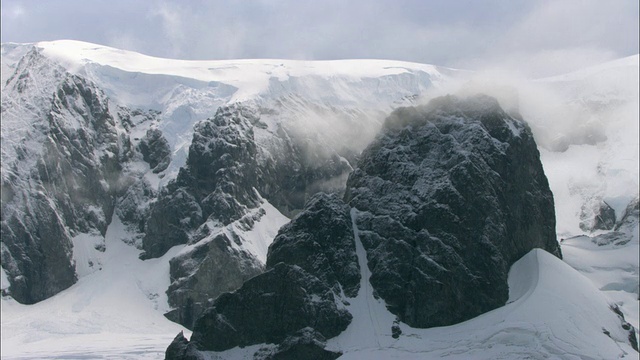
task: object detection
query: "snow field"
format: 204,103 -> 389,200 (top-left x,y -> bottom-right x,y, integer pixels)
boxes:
1,216 -> 191,359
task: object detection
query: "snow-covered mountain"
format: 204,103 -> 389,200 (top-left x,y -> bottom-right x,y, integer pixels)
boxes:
0,40 -> 638,359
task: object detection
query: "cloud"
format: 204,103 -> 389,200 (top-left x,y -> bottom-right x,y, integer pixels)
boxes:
149,2 -> 187,58
105,32 -> 144,54
460,47 -> 619,78
0,0 -> 637,77
3,3 -> 25,19
456,0 -> 639,76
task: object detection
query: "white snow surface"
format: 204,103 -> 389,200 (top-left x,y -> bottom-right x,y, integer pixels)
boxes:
327,247 -> 636,359
0,197 -> 289,359
176,196 -> 289,265
1,216 -> 191,359
561,230 -> 640,340
35,40 -> 448,98
534,54 -> 639,237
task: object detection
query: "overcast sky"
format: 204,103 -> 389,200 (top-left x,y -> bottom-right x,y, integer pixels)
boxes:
1,0 -> 638,76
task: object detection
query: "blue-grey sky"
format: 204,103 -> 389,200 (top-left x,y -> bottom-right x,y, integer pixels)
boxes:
1,0 -> 638,76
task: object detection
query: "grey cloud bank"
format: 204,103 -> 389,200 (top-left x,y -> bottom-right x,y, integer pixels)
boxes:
1,0 -> 638,77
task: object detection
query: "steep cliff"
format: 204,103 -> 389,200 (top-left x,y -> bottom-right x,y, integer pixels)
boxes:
167,95 -> 564,358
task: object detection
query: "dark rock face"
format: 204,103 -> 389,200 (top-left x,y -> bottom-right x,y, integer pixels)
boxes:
165,231 -> 263,329
257,328 -> 342,360
344,94 -> 561,327
0,193 -> 76,302
142,104 -> 356,259
610,305 -> 639,352
1,73 -> 133,303
580,199 -> 617,232
138,128 -> 171,173
165,332 -> 204,360
190,263 -> 351,351
590,197 -> 640,247
171,193 -> 356,356
615,197 -> 639,232
267,193 -> 360,297
161,177 -> 361,331
261,139 -> 354,218
43,75 -> 127,235
141,188 -> 203,259
165,95 -> 562,357
142,105 -> 263,259
142,104 -> 358,329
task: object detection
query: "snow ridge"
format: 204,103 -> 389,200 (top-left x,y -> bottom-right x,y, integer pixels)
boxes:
327,249 -> 637,359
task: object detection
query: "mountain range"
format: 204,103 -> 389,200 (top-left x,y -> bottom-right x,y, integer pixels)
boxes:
1,40 -> 638,359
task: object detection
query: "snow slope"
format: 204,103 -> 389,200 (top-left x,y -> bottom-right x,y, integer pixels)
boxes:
327,248 -> 636,359
534,55 -> 639,237
0,40 -> 457,185
0,216 -> 190,359
562,229 -> 640,344
326,234 -> 637,359
35,40 -> 450,98
0,195 -> 289,359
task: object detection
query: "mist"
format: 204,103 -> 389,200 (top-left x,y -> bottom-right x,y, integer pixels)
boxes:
412,54 -> 639,236
2,0 -> 637,78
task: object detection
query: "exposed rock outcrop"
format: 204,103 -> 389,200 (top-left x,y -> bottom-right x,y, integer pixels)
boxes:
164,230 -> 263,329
138,128 -> 171,173
580,199 -> 617,232
166,194 -> 356,356
1,70 -> 133,303
267,193 -> 360,297
142,105 -> 263,259
142,104 -> 356,259
615,196 -> 639,233
256,328 -> 342,360
167,94 -> 562,358
188,262 -> 351,351
345,94 -> 561,327
143,104 -> 358,329
589,196 -> 639,247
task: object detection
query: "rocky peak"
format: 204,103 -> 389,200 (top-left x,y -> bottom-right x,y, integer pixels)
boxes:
167,94 -> 562,358
166,193 -> 356,357
141,105 -> 264,259
346,94 -> 560,327
1,72 -> 134,303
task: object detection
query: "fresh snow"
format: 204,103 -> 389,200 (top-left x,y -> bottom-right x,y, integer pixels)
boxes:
175,196 -> 289,264
71,232 -> 106,278
1,216 -> 191,359
0,198 -> 289,359
540,54 -> 639,83
35,40 -> 449,99
324,210 -> 637,359
0,267 -> 9,292
327,247 -> 637,359
327,209 -> 398,350
562,233 -> 640,338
